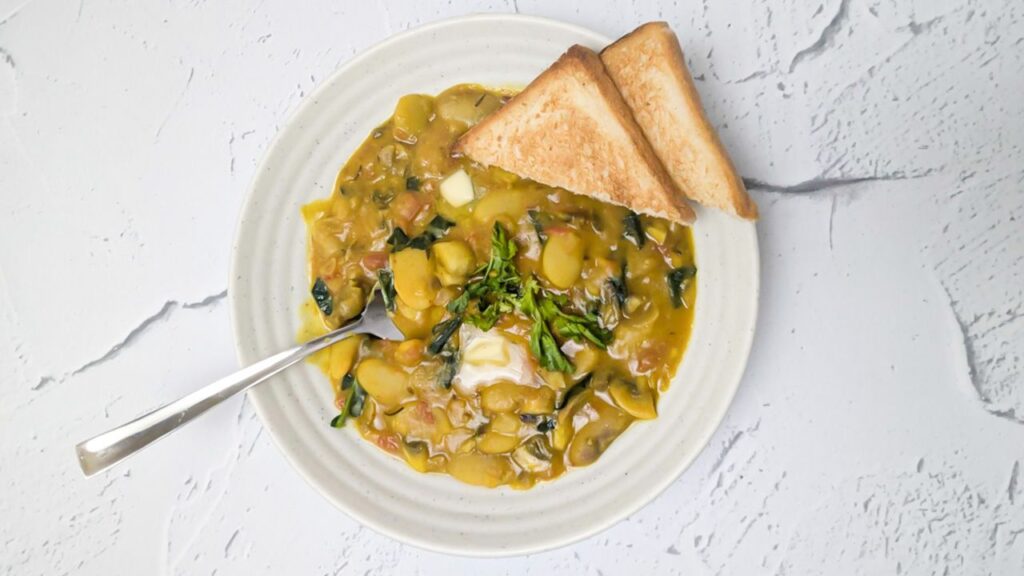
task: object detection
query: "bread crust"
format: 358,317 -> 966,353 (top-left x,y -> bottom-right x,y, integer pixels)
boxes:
455,45 -> 696,225
602,22 -> 758,219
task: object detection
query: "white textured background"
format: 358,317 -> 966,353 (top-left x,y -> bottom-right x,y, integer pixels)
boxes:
1,0 -> 1022,574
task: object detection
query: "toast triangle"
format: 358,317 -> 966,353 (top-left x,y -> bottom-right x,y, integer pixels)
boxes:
602,22 -> 758,219
454,45 -> 696,225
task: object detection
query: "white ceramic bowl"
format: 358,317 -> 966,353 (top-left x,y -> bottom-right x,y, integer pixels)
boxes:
229,14 -> 758,556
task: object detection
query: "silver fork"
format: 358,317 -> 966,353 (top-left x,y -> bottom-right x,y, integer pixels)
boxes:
75,287 -> 400,477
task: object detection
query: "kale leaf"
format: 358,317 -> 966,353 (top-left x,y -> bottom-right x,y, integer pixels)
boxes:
387,215 -> 455,252
667,266 -> 697,308
623,211 -> 645,248
377,269 -> 396,312
330,373 -> 365,428
312,277 -> 333,316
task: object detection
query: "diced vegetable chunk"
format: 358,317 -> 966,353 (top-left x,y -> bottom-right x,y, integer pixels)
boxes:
440,169 -> 475,207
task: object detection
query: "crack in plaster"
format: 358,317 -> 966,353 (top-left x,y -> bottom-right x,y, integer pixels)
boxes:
0,46 -> 17,118
831,12 -> 949,105
742,173 -> 924,194
941,281 -> 1024,426
1009,461 -> 1020,505
0,0 -> 34,28
165,401 -> 262,573
30,289 -> 227,391
154,67 -> 195,139
0,46 -> 14,68
827,195 -> 837,252
711,419 -> 761,475
788,0 -> 851,73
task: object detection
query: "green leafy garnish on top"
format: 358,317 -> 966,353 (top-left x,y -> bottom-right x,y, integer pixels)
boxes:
433,222 -> 613,373
520,279 -> 611,372
446,222 -> 521,331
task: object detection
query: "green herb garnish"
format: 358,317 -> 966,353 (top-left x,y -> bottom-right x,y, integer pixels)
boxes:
428,316 -> 463,355
519,279 -> 609,372
623,211 -> 645,248
312,278 -> 333,316
463,300 -> 514,331
406,176 -> 421,191
348,378 -> 366,417
330,373 -> 365,427
548,304 -> 612,349
377,269 -> 396,312
448,222 -> 522,329
530,317 -> 573,373
667,266 -> 696,308
437,223 -> 613,372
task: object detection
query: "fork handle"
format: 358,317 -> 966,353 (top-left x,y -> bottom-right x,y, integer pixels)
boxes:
74,317 -> 365,477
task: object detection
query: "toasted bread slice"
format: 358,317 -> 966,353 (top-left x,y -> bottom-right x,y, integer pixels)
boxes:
454,45 -> 695,225
602,22 -> 758,219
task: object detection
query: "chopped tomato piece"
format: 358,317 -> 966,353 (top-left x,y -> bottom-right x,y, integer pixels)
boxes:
360,251 -> 388,272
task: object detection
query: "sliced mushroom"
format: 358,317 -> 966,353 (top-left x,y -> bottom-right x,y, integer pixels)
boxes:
567,400 -> 631,467
608,376 -> 657,420
401,440 -> 430,472
552,389 -> 592,451
512,436 -> 553,473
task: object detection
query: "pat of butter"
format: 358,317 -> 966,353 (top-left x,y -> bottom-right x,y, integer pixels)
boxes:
463,332 -> 511,366
453,325 -> 539,397
440,169 -> 474,207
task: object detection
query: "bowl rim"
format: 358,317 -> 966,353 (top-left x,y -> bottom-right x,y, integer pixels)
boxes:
228,12 -> 759,557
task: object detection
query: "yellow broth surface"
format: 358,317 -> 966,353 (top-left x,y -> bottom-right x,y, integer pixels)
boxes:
300,84 -> 696,489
